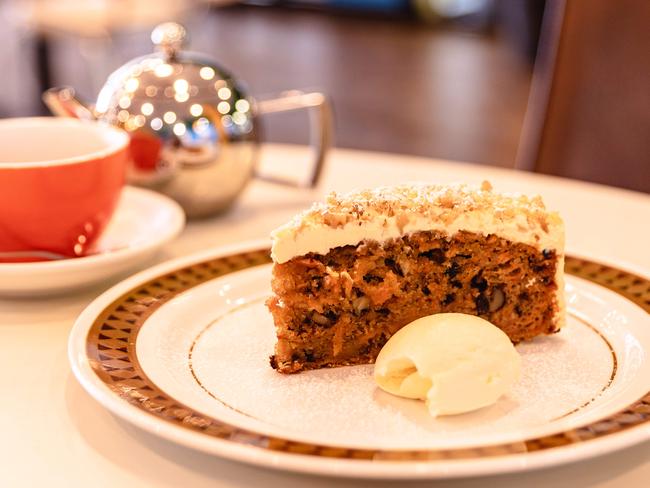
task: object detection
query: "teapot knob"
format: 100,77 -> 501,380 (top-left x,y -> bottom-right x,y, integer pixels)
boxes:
151,22 -> 187,59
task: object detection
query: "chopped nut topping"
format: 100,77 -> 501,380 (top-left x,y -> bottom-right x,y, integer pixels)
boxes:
270,182 -> 564,265
481,180 -> 493,191
282,182 -> 558,232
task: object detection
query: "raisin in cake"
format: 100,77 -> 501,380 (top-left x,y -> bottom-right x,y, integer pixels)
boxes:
266,182 -> 565,374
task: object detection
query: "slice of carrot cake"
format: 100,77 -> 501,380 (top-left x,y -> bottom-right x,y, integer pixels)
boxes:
266,181 -> 565,374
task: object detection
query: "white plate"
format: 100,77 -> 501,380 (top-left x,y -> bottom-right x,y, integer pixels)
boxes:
68,242 -> 650,479
0,186 -> 184,296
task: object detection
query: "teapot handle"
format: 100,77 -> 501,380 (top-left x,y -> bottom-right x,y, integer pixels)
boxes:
255,91 -> 332,188
42,87 -> 96,121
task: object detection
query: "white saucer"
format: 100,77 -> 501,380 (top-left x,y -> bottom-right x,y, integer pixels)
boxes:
0,186 -> 185,296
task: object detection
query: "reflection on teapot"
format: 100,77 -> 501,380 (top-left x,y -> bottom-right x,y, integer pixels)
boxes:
44,22 -> 331,218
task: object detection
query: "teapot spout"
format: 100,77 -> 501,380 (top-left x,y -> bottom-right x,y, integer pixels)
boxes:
42,87 -> 96,120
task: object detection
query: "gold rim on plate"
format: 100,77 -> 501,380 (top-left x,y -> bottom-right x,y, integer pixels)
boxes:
86,250 -> 650,461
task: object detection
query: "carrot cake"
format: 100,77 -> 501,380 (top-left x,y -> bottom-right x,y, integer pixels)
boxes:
266,181 -> 565,374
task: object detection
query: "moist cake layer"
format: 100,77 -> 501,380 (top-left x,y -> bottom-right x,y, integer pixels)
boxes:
268,230 -> 561,374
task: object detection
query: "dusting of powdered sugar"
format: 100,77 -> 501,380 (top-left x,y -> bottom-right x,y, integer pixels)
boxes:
189,301 -> 613,450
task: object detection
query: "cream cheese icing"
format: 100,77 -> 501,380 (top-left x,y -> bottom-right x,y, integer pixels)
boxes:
271,182 -> 564,263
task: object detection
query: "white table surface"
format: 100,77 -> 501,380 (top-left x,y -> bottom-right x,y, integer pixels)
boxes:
2,144 -> 649,487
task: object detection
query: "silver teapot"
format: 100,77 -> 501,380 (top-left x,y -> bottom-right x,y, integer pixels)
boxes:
44,22 -> 331,218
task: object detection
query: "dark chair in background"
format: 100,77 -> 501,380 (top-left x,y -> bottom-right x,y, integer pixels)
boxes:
517,0 -> 650,193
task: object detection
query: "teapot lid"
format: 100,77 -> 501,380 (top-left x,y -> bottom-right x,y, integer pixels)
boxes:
94,22 -> 254,137
150,22 -> 187,59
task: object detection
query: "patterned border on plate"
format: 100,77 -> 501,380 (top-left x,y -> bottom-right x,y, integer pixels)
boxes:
86,251 -> 650,461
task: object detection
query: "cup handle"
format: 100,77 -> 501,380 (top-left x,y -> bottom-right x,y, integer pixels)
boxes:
255,91 -> 332,187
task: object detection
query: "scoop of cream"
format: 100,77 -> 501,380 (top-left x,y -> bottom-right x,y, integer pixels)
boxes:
374,313 -> 521,417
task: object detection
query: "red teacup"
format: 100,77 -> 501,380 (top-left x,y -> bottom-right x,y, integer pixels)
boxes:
0,117 -> 129,259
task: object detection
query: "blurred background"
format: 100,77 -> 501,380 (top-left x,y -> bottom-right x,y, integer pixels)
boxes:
1,0 -> 648,192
